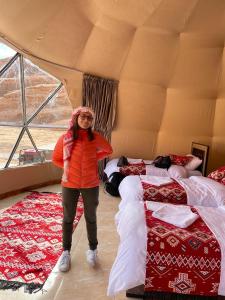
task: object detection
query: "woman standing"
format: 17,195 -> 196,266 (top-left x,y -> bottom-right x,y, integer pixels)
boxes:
52,106 -> 113,272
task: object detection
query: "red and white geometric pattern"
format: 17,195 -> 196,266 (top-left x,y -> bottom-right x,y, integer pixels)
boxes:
168,273 -> 196,294
141,180 -> 187,204
208,166 -> 225,184
170,154 -> 192,166
0,192 -> 83,291
119,163 -> 146,175
144,205 -> 221,296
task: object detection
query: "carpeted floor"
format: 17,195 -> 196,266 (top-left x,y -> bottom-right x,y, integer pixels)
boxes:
0,191 -> 83,293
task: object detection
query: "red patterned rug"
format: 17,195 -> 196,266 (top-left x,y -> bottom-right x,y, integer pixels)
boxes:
0,191 -> 83,293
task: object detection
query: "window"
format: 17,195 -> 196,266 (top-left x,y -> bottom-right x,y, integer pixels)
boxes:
0,42 -> 72,168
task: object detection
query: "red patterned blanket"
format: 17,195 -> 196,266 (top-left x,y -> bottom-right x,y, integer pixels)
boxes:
119,163 -> 146,176
144,205 -> 221,296
0,191 -> 83,293
141,180 -> 187,204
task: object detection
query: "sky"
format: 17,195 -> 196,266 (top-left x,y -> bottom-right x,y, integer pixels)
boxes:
0,43 -> 16,59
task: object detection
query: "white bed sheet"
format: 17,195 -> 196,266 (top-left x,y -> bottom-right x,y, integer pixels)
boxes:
178,176 -> 225,207
104,158 -> 119,178
107,190 -> 225,296
104,158 -> 202,179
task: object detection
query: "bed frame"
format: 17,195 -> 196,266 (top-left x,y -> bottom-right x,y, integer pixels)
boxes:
126,285 -> 225,299
191,142 -> 209,176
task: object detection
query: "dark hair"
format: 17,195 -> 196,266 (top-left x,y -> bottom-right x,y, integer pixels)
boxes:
72,115 -> 94,141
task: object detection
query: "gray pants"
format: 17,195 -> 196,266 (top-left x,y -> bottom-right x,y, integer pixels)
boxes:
62,186 -> 99,251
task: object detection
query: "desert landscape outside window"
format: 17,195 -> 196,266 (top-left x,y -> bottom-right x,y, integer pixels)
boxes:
0,42 -> 73,169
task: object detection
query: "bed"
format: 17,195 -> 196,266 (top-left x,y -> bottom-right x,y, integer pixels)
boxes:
107,198 -> 225,298
104,143 -> 209,180
108,201 -> 225,299
107,166 -> 225,298
104,157 -> 202,180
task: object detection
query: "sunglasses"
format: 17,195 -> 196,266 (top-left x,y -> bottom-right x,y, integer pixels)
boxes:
78,114 -> 93,121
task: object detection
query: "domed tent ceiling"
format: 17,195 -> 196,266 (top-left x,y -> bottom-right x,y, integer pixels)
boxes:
0,0 -> 225,172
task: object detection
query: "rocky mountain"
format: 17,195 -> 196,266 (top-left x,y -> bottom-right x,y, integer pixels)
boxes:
0,57 -> 72,125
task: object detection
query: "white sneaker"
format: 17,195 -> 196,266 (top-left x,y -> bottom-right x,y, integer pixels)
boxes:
58,250 -> 71,272
86,249 -> 97,266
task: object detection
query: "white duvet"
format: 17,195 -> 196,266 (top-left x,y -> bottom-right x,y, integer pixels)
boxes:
107,176 -> 225,296
118,175 -> 225,208
104,158 -> 201,179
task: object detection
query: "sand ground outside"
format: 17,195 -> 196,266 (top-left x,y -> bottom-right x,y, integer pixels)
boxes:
0,127 -> 65,168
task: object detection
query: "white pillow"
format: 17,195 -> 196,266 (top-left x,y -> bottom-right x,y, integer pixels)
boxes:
185,154 -> 202,171
127,158 -> 143,164
168,165 -> 188,179
143,159 -> 153,164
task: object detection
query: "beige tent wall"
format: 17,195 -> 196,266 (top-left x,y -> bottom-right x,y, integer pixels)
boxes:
112,81 -> 166,158
27,57 -> 84,108
210,48 -> 225,172
0,0 -> 225,176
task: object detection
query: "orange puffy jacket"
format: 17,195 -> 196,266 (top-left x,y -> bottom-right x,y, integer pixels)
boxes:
52,129 -> 113,188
